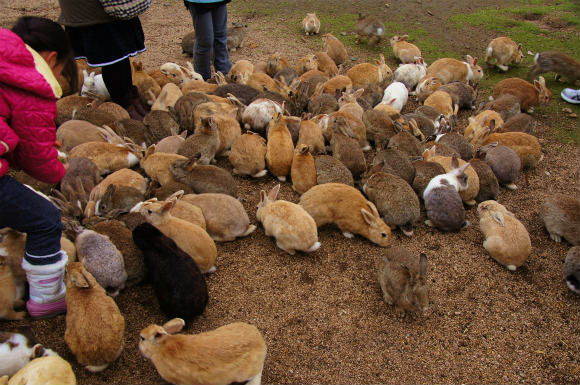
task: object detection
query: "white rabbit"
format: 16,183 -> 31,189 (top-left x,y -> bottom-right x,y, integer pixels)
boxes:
80,70 -> 111,100
379,81 -> 408,112
394,57 -> 427,92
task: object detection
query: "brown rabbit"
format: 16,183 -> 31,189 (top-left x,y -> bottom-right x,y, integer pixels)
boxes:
363,171 -> 421,236
139,318 -> 266,385
528,51 -> 580,84
314,155 -> 354,187
266,113 -> 295,182
363,108 -> 397,150
0,256 -> 25,320
500,113 -> 536,134
322,75 -> 353,95
328,114 -> 366,178
299,183 -> 392,247
296,54 -> 319,75
476,94 -> 521,122
291,144 -> 317,194
464,110 -> 504,145
412,158 -> 446,198
484,37 -> 524,72
302,12 -> 320,35
475,142 -> 521,190
266,52 -> 290,77
140,145 -> 188,186
427,55 -> 484,85
177,116 -> 221,164
492,76 -> 552,113
64,262 -> 125,372
480,132 -> 542,170
229,131 -> 268,178
355,13 -> 385,45
322,33 -> 348,65
170,157 -> 238,197
540,194 -> 580,246
390,35 -> 422,64
228,59 -> 254,84
298,119 -> 326,155
416,75 -> 442,103
347,54 -> 392,89
315,51 -> 339,77
378,248 -> 428,316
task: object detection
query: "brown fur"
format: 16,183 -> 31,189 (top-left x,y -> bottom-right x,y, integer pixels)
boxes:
228,60 -> 255,84
297,119 -> 326,155
265,114 -> 294,181
484,37 -> 524,71
140,146 -> 188,186
540,194 -> 580,246
229,132 -> 268,177
315,51 -> 338,77
0,257 -> 25,320
426,55 -> 484,84
322,33 -> 348,65
347,54 -> 392,89
131,61 -> 161,107
296,54 -> 319,75
291,144 -> 317,194
390,35 -> 422,64
266,53 -> 290,77
480,132 -> 542,169
492,76 -> 552,112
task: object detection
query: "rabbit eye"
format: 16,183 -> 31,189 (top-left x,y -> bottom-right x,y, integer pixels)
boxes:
147,209 -> 153,214
381,232 -> 387,238
140,335 -> 145,341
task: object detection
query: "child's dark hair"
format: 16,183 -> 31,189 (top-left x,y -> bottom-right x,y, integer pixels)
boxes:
11,16 -> 79,94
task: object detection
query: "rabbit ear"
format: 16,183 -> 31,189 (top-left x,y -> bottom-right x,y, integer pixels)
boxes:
162,318 -> 185,334
419,253 -> 427,277
360,207 -> 375,225
259,190 -> 267,205
451,154 -> 459,169
267,184 -> 281,201
161,200 -> 175,213
83,69 -> 88,78
491,210 -> 505,227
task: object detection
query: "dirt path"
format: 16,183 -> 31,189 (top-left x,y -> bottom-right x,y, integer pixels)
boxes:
1,1 -> 579,384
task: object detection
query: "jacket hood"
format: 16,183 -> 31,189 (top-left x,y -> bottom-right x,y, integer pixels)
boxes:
0,28 -> 60,100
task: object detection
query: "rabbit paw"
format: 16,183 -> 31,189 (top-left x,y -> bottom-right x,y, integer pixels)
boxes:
505,183 -> 518,190
497,64 -> 509,72
424,219 -> 434,227
549,233 -> 562,243
342,232 -> 354,238
277,176 -> 287,182
276,240 -> 295,255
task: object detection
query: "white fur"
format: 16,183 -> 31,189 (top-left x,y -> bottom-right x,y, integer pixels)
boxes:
394,61 -> 427,90
127,152 -> 140,167
464,62 -> 474,82
242,99 -> 283,132
160,62 -> 203,86
81,70 -> 110,100
0,334 -> 58,377
423,173 -> 461,200
379,81 -> 408,112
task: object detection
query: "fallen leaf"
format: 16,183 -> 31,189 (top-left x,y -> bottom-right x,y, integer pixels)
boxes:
535,350 -> 545,354
569,113 -> 578,118
249,43 -> 257,49
562,107 -> 573,113
340,31 -> 347,36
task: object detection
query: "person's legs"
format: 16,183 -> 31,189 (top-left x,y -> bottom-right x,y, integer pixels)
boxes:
189,5 -> 214,80
101,58 -> 147,120
211,4 -> 232,76
0,176 -> 67,318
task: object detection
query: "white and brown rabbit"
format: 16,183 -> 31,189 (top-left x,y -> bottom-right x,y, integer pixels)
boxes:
484,37 -> 524,72
139,318 -> 267,385
564,246 -> 580,294
539,194 -> 580,246
0,328 -> 58,377
64,262 -> 125,372
302,12 -> 320,35
528,51 -> 580,84
347,54 -> 392,89
299,183 -> 392,247
378,248 -> 428,316
256,184 -> 320,255
422,155 -> 470,232
426,55 -> 484,84
478,200 -> 531,271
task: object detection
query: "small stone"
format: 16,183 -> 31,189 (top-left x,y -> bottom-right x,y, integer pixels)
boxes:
562,107 -> 572,113
341,31 -> 347,36
545,171 -> 550,176
427,10 -> 433,16
385,3 -> 390,7
454,311 -> 462,315
569,113 -> 578,118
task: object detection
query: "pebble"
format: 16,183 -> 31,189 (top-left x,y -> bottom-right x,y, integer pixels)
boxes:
562,108 -> 572,113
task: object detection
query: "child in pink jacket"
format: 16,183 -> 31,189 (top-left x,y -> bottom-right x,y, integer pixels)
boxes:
0,17 -> 78,318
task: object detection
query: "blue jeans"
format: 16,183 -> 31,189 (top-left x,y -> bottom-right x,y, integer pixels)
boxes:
0,176 -> 63,265
188,3 -> 232,80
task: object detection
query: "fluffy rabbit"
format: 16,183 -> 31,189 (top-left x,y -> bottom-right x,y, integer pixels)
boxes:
363,171 -> 420,236
181,193 -> 256,241
500,113 -> 536,134
464,110 -> 504,146
298,119 -> 326,155
170,157 -> 237,197
266,53 -> 290,77
56,119 -> 105,152
484,37 -> 524,72
151,82 -> 183,112
469,158 -> 499,202
328,114 -> 366,178
256,184 -> 320,255
416,75 -> 442,103
227,22 -> 247,51
296,54 -> 319,76
5,355 -> 75,385
564,246 -> 579,294
475,142 -> 521,190
315,51 -> 339,78
132,223 -> 208,320
372,148 -> 415,185
387,130 -> 424,158
139,318 -> 266,385
423,90 -> 458,128
426,55 -> 484,84
94,184 -> 145,218
69,141 -> 142,175
480,132 -> 542,170
492,76 -> 552,113
177,117 -> 221,164
265,113 -> 294,182
228,59 -> 254,84
355,13 -> 385,45
528,51 -> 580,84
436,132 -> 474,161
378,248 -> 428,315
379,81 -> 408,113
242,98 -> 284,134
80,70 -> 110,100
299,183 -> 392,247
130,198 -> 217,273
64,262 -> 124,372
438,81 -> 477,110
478,200 -> 531,271
390,35 -> 422,64
229,131 -> 268,177
424,148 -> 480,206
394,57 -> 428,91
0,257 -> 25,320
291,144 -> 317,194
412,158 -> 445,198
91,219 -> 145,288
322,33 -> 348,65
314,155 -> 354,186
347,54 -> 392,89
72,223 -> 127,297
423,155 -> 470,231
539,194 -> 580,246
476,94 -> 521,122
0,328 -> 58,377
155,130 -> 187,154
362,108 -> 397,149
302,12 -> 320,35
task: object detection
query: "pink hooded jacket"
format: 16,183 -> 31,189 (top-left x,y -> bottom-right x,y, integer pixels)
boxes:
0,28 -> 65,184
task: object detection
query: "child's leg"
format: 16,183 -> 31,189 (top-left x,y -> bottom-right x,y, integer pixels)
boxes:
102,59 -> 147,120
0,176 -> 67,318
188,5 -> 214,80
211,4 -> 232,76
